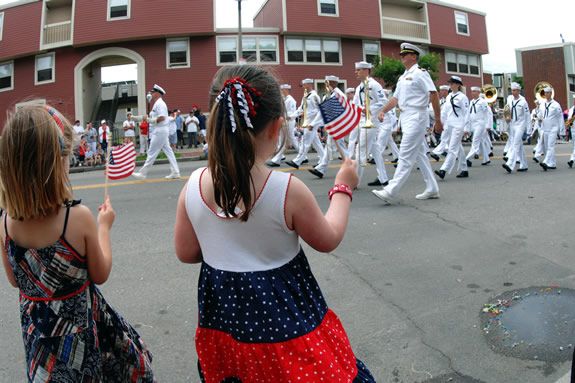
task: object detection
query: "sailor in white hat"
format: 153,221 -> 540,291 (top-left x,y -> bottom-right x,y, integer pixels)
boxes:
568,94 -> 575,168
531,99 -> 545,161
434,76 -> 469,180
465,86 -> 491,166
133,84 -> 181,179
267,84 -> 299,167
285,79 -> 325,169
501,82 -> 530,173
535,86 -> 562,170
372,42 -> 441,204
352,61 -> 388,187
430,85 -> 452,160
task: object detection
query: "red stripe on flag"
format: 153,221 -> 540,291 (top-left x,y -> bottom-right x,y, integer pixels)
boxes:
107,143 -> 136,180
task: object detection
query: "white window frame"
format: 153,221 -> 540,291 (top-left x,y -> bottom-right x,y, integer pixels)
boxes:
166,38 -> 190,69
317,0 -> 339,17
0,12 -> 4,41
454,11 -> 469,36
35,52 -> 56,85
107,0 -> 131,21
362,40 -> 380,64
445,50 -> 480,77
0,60 -> 14,92
284,37 -> 342,66
216,35 -> 280,66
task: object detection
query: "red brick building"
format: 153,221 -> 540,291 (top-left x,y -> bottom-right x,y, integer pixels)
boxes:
516,42 -> 575,110
0,0 -> 489,128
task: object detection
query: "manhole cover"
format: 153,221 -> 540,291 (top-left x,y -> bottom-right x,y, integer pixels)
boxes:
480,286 -> 575,362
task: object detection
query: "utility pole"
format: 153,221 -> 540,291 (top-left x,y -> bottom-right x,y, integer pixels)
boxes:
236,0 -> 245,64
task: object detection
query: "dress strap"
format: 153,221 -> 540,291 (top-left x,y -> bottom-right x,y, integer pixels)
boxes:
62,199 -> 81,237
2,209 -> 7,238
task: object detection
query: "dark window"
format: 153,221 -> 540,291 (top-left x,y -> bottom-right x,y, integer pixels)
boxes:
320,3 -> 336,14
110,5 -> 127,18
324,52 -> 339,63
306,51 -> 322,62
469,65 -> 479,75
242,51 -> 257,62
169,51 -> 187,66
260,51 -> 276,62
458,63 -> 468,73
457,23 -> 468,34
447,62 -> 458,72
219,51 -> 236,63
569,77 -> 575,92
287,51 -> 303,62
0,76 -> 10,90
37,69 -> 52,82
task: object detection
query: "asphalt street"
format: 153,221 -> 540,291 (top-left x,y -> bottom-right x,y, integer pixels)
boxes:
1,143 -> 575,382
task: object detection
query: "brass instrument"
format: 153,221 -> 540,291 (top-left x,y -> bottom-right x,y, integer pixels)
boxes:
566,114 -> 575,128
362,79 -> 374,129
534,81 -> 554,103
503,104 -> 511,123
300,89 -> 311,129
482,84 -> 497,104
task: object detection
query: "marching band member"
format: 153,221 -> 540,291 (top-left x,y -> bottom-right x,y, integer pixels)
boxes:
367,88 -> 398,186
532,100 -> 545,162
267,84 -> 298,167
346,88 -> 359,157
537,86 -> 562,171
502,82 -> 530,173
482,94 -> 494,164
465,86 -> 491,166
372,43 -> 441,204
568,95 -> 575,168
435,76 -> 469,180
353,61 -> 386,186
285,79 -> 324,169
429,85 -> 451,161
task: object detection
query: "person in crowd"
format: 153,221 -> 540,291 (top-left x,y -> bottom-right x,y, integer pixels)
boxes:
123,112 -> 136,144
139,115 -> 149,154
98,119 -> 111,154
185,110 -> 200,148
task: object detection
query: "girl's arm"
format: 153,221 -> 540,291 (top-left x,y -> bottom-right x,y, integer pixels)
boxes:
287,158 -> 358,253
84,197 -> 115,284
174,184 -> 202,264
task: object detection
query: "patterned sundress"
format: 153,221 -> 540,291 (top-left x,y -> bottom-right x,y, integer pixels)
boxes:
3,201 -> 154,382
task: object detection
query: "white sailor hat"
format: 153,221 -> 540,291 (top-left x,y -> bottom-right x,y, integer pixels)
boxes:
345,87 -> 355,94
150,84 -> 166,95
400,42 -> 423,56
447,75 -> 463,85
301,78 -> 314,85
325,75 -> 339,82
439,85 -> 450,91
280,84 -> 291,90
355,61 -> 372,70
470,86 -> 481,92
543,86 -> 553,93
101,119 -> 106,124
510,82 -> 521,90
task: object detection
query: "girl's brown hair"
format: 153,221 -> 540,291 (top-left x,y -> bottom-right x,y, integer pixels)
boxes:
207,65 -> 283,222
0,105 -> 74,220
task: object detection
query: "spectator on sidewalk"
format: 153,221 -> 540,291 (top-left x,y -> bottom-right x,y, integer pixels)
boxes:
193,105 -> 207,144
98,120 -> 111,154
86,122 -> 98,154
168,110 -> 178,150
185,111 -> 199,148
139,116 -> 149,154
123,112 -> 136,144
175,109 -> 185,149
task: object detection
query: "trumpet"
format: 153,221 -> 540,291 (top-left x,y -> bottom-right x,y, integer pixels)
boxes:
362,79 -> 374,129
300,89 -> 311,130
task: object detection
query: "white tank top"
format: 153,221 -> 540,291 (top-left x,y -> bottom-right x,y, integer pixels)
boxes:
185,167 -> 300,272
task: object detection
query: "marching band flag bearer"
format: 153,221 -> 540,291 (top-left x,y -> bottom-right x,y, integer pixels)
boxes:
285,79 -> 325,169
502,82 -> 530,173
465,86 -> 491,166
267,84 -> 299,167
537,86 -> 563,171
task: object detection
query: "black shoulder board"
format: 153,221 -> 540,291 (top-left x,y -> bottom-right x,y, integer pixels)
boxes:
418,66 -> 427,72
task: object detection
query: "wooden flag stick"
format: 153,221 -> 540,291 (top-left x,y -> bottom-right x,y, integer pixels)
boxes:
104,144 -> 111,198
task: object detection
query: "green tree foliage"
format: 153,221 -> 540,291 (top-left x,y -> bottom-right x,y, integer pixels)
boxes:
511,75 -> 524,89
418,52 -> 441,82
372,52 -> 441,88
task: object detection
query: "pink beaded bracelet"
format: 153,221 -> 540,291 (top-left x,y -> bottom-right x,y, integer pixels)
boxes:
328,184 -> 353,201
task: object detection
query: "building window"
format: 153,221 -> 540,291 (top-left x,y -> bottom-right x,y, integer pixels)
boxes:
108,0 -> 130,20
318,0 -> 338,16
0,12 -> 4,41
363,41 -> 380,64
286,37 -> 341,64
0,61 -> 13,91
166,38 -> 190,68
217,36 -> 279,65
454,11 -> 469,35
445,50 -> 480,76
569,76 -> 575,93
35,53 -> 55,85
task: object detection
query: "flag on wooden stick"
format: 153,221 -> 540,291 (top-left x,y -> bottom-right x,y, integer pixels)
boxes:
318,92 -> 361,140
107,142 -> 136,180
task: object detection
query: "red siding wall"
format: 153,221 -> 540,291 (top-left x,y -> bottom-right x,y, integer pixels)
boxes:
253,0 -> 283,30
427,3 -> 488,54
431,47 -> 482,98
285,0 -> 381,39
0,2 -> 43,60
522,47 -> 567,110
73,0 -> 214,46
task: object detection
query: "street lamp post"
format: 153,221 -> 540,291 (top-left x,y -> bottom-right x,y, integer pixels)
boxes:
236,0 -> 244,64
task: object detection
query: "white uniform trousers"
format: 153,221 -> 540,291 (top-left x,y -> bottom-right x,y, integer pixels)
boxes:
384,109 -> 438,197
373,125 -> 395,183
571,128 -> 575,161
270,121 -> 299,164
314,136 -> 347,175
505,123 -> 527,170
542,129 -> 558,167
432,123 -> 452,155
466,123 -> 489,163
137,128 -> 180,176
388,138 -> 400,160
356,127 -> 379,183
504,122 -> 514,155
534,129 -> 545,159
292,127 -> 324,166
139,133 -> 148,154
441,125 -> 467,174
347,127 -> 359,159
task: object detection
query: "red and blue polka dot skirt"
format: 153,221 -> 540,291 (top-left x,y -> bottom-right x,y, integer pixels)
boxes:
196,248 -> 376,382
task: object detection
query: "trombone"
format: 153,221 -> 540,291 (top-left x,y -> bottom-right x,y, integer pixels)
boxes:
300,89 -> 311,130
359,79 -> 374,167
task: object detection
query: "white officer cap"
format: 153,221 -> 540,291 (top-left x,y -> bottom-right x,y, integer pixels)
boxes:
280,84 -> 291,90
325,75 -> 339,82
439,85 -> 450,91
543,86 -> 553,93
470,86 -> 481,92
345,88 -> 355,94
101,119 -> 106,124
447,75 -> 463,85
510,82 -> 521,90
400,42 -> 423,56
355,61 -> 372,70
150,84 -> 166,95
301,78 -> 314,85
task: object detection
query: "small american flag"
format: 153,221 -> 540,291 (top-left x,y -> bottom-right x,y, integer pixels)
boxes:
318,92 -> 361,140
107,142 -> 136,180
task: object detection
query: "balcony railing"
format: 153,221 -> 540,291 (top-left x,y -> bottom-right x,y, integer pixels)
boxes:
382,16 -> 429,42
43,21 -> 72,46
